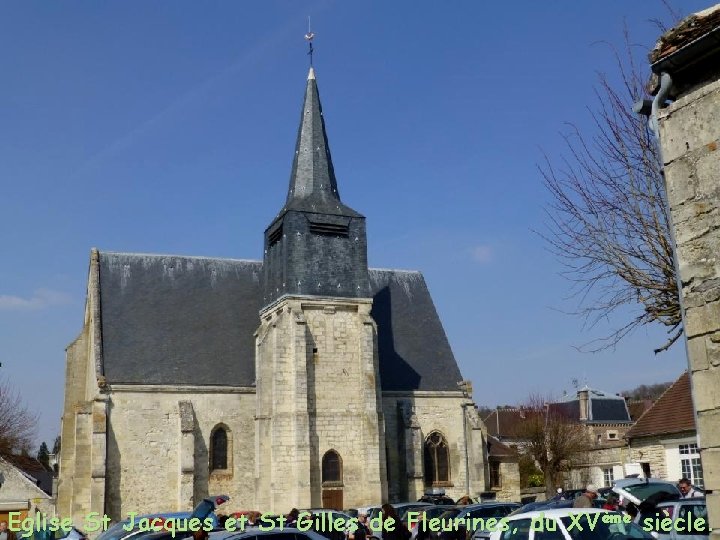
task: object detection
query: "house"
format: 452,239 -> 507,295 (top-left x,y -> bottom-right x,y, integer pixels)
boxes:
625,372 -> 702,486
551,387 -> 632,488
0,455 -> 54,523
486,436 -> 521,502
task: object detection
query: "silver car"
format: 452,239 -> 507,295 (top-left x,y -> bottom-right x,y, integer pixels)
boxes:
639,497 -> 708,540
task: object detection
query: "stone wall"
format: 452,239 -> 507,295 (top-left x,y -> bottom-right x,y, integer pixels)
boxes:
382,392 -> 487,502
495,461 -> 521,502
656,72 -> 720,536
104,387 -> 257,519
255,297 -> 386,512
628,437 -> 668,479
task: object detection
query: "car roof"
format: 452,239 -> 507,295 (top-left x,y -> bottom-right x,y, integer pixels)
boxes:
614,478 -> 670,488
505,508 -> 611,520
658,497 -> 705,505
211,529 -> 328,540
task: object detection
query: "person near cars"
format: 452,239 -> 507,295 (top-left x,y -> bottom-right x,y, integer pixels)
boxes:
0,521 -> 17,540
380,504 -> 411,540
287,509 -> 300,528
602,493 -> 619,511
573,484 -> 598,508
624,502 -> 639,520
350,514 -> 370,540
678,478 -> 701,498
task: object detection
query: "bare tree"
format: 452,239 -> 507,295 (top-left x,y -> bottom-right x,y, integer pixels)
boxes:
539,31 -> 681,354
0,376 -> 38,456
513,395 -> 591,498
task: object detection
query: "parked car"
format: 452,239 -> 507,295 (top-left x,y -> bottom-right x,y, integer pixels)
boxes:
95,495 -> 229,540
637,497 -> 708,540
297,511 -> 353,540
209,528 -> 330,540
507,497 -> 605,519
368,502 -> 434,524
486,508 -> 653,540
406,505 -> 458,540
435,503 -> 520,540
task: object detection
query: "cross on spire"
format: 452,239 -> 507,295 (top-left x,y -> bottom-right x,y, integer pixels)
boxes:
304,16 -> 315,66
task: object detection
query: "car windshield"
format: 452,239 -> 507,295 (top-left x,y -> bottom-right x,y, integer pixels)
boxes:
560,513 -> 654,540
439,509 -> 462,521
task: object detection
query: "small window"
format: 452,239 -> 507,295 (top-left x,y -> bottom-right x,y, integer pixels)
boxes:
489,461 -> 501,488
607,430 -> 618,440
603,467 -> 614,487
322,450 -> 342,485
424,431 -> 450,485
210,426 -> 228,471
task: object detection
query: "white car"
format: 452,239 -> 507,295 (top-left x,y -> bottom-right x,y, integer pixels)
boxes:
486,508 -> 653,540
210,529 -> 331,540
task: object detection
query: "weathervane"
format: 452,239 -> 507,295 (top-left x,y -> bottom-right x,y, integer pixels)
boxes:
304,16 -> 315,66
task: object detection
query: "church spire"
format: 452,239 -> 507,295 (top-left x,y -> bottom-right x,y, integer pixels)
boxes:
262,68 -> 369,308
283,67 -> 358,216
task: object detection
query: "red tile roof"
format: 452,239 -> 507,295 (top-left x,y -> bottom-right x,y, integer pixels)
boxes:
626,372 -> 696,440
484,408 -> 542,438
487,435 -> 518,458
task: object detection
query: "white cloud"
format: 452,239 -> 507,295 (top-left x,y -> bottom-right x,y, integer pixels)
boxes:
0,289 -> 73,310
470,245 -> 493,264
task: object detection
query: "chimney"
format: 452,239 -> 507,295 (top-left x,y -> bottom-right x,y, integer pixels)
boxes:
578,389 -> 590,422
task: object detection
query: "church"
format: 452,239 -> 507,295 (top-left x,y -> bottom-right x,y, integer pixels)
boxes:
56,67 -> 491,522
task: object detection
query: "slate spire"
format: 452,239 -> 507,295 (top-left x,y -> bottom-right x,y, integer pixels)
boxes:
281,67 -> 360,217
262,68 -> 369,308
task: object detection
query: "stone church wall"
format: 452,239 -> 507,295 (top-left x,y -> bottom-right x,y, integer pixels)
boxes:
382,393 -> 486,502
104,388 -> 256,519
255,297 -> 386,512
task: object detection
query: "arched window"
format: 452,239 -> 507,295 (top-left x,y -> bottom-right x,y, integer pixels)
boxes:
322,450 -> 342,485
424,431 -> 450,485
210,426 -> 228,471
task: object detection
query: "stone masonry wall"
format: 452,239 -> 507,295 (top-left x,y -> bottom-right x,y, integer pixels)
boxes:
255,297 -> 386,512
105,389 -> 256,520
657,75 -> 720,536
382,393 -> 486,502
628,437 -> 668,480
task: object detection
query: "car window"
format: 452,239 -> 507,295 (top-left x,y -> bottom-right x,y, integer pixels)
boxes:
439,510 -> 461,521
534,520 -> 565,540
501,519 -> 532,540
677,504 -> 708,534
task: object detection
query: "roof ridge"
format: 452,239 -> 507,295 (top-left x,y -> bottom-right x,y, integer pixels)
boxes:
100,250 -> 262,264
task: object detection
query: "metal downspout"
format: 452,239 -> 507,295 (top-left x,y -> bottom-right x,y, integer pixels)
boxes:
650,72 -> 673,137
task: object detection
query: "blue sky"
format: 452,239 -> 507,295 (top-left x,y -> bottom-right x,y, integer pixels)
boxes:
0,1 -> 709,448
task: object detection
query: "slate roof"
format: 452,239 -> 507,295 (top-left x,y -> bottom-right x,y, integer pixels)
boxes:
550,387 -> 632,424
626,372 -> 696,440
273,67 -> 361,220
98,252 -> 463,391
